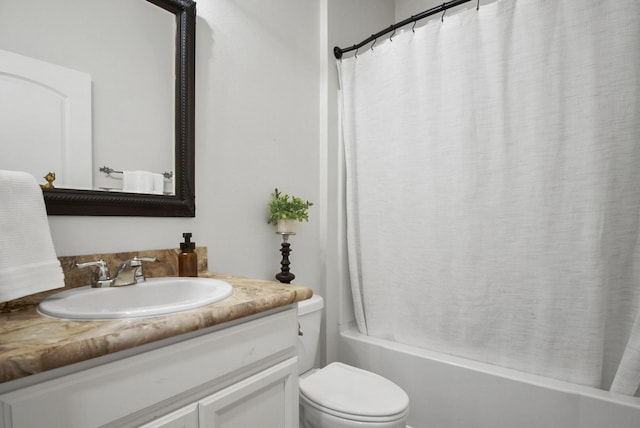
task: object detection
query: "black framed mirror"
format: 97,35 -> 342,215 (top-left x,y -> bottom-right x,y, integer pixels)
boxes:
43,0 -> 196,217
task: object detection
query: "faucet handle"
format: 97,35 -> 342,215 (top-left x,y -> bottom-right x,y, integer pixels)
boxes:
130,256 -> 158,282
131,256 -> 157,265
76,259 -> 112,288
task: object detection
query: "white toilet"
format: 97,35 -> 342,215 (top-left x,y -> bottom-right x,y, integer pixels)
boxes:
297,295 -> 410,428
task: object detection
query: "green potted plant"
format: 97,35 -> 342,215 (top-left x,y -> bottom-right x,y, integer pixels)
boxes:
267,188 -> 313,233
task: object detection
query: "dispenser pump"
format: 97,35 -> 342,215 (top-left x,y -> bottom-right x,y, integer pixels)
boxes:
181,232 -> 195,252
178,232 -> 198,277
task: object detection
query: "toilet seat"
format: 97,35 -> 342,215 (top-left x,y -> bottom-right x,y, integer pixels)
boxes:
299,362 -> 409,423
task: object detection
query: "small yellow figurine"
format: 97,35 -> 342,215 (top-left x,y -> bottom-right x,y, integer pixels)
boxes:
41,171 -> 56,189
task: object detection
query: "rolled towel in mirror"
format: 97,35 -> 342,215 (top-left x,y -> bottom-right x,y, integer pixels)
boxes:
123,171 -> 154,193
152,173 -> 164,195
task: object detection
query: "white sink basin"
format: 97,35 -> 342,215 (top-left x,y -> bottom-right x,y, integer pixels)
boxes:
38,277 -> 233,320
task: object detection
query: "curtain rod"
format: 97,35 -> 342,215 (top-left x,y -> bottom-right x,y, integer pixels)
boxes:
334,0 -> 474,59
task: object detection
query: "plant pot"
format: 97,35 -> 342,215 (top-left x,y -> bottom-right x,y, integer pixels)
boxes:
276,219 -> 299,234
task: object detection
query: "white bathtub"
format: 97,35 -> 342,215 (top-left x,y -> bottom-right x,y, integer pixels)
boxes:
337,327 -> 640,428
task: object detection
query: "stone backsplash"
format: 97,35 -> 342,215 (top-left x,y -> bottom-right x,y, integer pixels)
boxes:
1,247 -> 208,312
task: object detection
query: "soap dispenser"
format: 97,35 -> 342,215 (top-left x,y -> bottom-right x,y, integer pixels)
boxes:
178,232 -> 198,277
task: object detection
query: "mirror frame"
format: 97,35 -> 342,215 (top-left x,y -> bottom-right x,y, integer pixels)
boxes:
43,0 -> 196,217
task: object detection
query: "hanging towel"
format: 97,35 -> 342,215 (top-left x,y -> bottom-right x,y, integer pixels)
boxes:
123,170 -> 154,193
0,170 -> 65,301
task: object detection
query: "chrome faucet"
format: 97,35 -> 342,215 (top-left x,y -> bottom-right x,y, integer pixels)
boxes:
112,256 -> 157,286
76,256 -> 158,288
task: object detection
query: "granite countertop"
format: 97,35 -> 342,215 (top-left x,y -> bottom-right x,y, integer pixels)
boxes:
0,272 -> 313,385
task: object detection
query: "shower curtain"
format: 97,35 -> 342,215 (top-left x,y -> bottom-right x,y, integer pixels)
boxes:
339,0 -> 640,395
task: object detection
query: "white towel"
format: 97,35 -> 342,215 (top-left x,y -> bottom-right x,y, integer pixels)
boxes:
0,170 -> 65,301
123,170 -> 154,193
152,173 -> 164,195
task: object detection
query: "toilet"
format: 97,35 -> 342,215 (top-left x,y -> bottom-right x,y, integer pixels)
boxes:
297,295 -> 410,428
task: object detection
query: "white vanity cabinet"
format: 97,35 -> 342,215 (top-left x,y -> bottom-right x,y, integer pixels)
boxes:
139,404 -> 198,428
0,307 -> 299,428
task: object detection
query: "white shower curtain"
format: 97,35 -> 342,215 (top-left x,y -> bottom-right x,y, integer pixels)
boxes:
339,0 -> 640,395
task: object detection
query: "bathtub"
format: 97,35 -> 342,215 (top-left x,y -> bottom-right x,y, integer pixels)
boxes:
337,327 -> 640,428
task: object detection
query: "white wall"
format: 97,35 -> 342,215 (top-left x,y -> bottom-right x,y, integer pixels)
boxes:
396,0 -> 494,20
194,0 -> 321,286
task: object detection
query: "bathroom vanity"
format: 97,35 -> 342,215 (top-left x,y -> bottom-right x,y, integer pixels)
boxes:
0,272 -> 312,428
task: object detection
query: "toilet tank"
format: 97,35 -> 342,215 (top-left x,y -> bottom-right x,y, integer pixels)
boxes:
297,294 -> 324,374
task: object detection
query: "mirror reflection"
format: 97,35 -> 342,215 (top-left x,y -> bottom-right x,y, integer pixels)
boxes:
0,0 -> 176,195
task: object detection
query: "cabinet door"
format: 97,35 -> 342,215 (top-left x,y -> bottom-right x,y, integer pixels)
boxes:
138,404 -> 198,428
199,357 -> 298,428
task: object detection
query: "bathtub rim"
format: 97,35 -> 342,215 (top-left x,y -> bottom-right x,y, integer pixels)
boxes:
339,324 -> 640,409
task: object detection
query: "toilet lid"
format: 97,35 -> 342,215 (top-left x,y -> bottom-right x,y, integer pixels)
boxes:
299,362 -> 409,419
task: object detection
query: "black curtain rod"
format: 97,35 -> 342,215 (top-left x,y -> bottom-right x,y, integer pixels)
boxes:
334,0 -> 474,59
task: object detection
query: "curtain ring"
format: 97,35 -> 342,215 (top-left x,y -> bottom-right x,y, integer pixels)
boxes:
371,38 -> 377,51
441,3 -> 446,22
355,46 -> 359,58
477,0 -> 480,11
411,20 -> 417,33
390,28 -> 396,42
